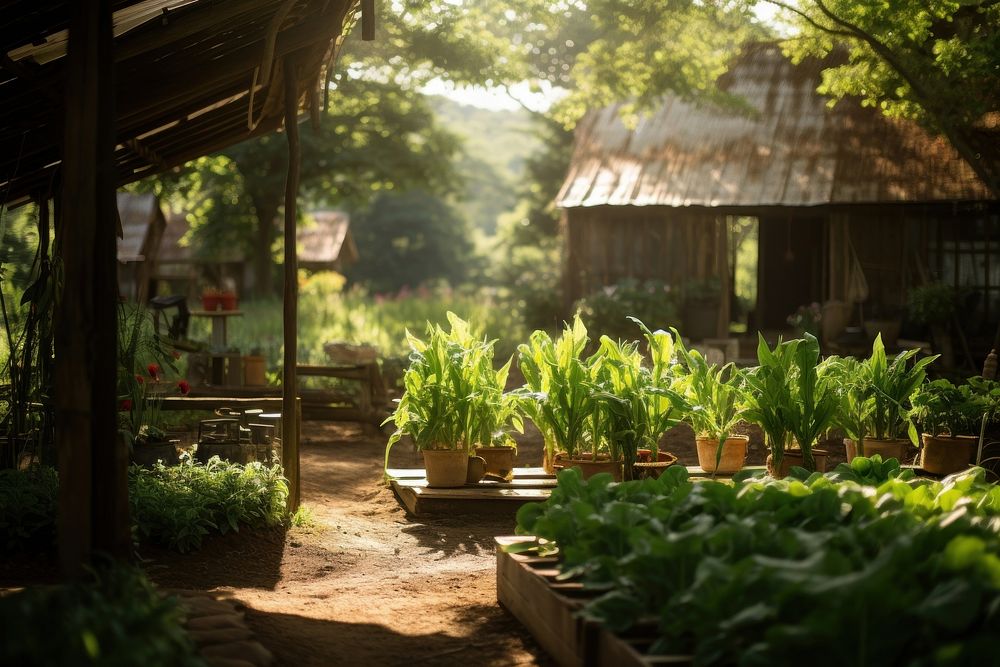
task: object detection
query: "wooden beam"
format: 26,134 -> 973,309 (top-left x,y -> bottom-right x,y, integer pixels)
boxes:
361,0 -> 376,41
56,0 -> 128,578
282,55 -> 301,513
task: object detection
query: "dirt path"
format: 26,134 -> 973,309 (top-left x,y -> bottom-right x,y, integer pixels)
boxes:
145,421 -> 552,667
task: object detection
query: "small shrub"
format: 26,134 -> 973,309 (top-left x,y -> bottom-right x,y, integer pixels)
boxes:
129,456 -> 288,553
0,564 -> 205,667
574,279 -> 680,342
0,466 -> 58,553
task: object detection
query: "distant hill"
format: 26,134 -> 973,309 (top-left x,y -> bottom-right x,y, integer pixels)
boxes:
427,95 -> 543,235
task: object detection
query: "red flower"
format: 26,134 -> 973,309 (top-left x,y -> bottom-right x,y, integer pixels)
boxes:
119,399 -> 133,411
177,380 -> 191,396
134,374 -> 144,385
147,363 -> 160,379
172,350 -> 182,360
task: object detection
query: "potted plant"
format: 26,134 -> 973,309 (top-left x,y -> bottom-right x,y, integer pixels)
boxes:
517,315 -> 611,478
383,313 -> 516,487
219,289 -> 238,311
742,334 -> 796,477
830,335 -> 936,463
595,320 -> 687,480
746,334 -> 837,477
201,287 -> 222,311
674,330 -> 748,476
907,377 -> 999,475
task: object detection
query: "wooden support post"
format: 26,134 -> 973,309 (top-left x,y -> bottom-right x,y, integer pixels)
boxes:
56,0 -> 128,577
282,55 -> 301,513
361,0 -> 376,41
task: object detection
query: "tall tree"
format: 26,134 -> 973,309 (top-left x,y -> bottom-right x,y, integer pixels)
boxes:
140,77 -> 460,295
771,0 -> 1000,197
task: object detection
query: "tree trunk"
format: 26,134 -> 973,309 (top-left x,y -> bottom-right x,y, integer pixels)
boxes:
251,197 -> 279,298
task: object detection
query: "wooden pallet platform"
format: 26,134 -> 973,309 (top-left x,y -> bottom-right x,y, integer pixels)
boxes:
389,468 -> 555,516
495,537 -> 692,667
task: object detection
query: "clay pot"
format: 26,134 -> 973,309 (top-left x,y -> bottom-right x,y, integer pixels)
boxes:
632,450 -> 678,480
920,434 -> 976,476
695,435 -> 749,474
475,445 -> 516,479
131,440 -> 180,467
201,293 -> 220,311
422,449 -> 470,488
219,291 -> 238,311
465,456 -> 487,484
844,437 -> 910,463
766,448 -> 829,478
553,452 -> 622,481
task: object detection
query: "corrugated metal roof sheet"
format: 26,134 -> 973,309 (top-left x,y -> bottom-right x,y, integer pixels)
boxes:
116,192 -> 162,262
298,210 -> 354,265
557,43 -> 992,208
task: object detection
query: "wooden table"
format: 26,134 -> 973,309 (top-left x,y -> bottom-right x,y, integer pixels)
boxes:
389,467 -> 555,516
190,309 -> 243,349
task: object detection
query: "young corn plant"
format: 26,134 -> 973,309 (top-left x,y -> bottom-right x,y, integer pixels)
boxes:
383,313 -> 519,472
596,320 -> 688,479
517,315 -> 602,462
742,334 -> 798,473
673,329 -> 746,476
866,335 -> 937,441
784,334 -> 839,470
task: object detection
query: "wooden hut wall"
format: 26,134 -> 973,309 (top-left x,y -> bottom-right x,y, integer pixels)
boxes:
564,206 -> 727,304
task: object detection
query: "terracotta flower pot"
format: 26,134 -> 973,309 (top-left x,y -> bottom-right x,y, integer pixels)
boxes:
767,448 -> 829,478
562,456 -> 622,481
920,433 -> 976,476
201,293 -> 220,311
475,445 -> 516,480
695,435 -> 748,474
633,450 -> 678,480
219,292 -> 238,310
422,449 -> 470,488
844,437 -> 909,463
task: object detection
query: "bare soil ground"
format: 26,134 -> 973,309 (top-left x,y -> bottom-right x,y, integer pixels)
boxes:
142,421 -> 554,667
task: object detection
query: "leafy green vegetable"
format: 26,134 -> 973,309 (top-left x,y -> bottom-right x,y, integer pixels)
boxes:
515,463 -> 1000,665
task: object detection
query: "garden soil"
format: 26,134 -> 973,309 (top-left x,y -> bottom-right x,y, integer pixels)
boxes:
140,420 -> 881,666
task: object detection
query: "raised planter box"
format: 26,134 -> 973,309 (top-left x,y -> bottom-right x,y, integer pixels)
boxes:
495,537 -> 691,667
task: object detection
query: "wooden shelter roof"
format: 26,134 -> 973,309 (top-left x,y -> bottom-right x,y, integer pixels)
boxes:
556,43 -> 993,209
298,209 -> 357,266
0,0 -> 357,207
116,192 -> 164,262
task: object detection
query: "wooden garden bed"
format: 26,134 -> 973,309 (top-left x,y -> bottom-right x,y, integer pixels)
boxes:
495,536 -> 691,667
388,467 -> 556,516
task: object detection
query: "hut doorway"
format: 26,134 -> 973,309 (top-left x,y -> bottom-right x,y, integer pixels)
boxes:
757,215 -> 825,330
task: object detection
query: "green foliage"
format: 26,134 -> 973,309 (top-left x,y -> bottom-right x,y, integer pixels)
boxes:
908,376 -> 1000,440
384,313 -> 521,465
907,282 -> 962,325
0,565 -> 205,667
784,334 -> 839,468
673,331 -> 747,469
514,464 -> 1000,665
777,0 -> 1000,193
828,335 -> 937,447
0,466 -> 57,552
517,315 -> 603,461
129,456 -> 288,553
346,190 -> 472,293
742,334 -> 798,468
574,280 -> 681,342
191,283 -> 527,370
594,319 -> 689,476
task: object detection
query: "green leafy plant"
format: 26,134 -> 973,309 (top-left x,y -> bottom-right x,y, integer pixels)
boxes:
907,377 -> 1000,442
517,315 -> 602,462
742,334 -> 797,472
784,334 -> 839,470
383,313 -> 521,468
0,564 -> 205,666
0,465 -> 58,553
129,455 -> 288,553
574,279 -> 680,342
594,319 -> 688,479
514,464 -> 1000,665
827,335 -> 937,456
907,282 -> 960,326
673,330 -> 746,473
